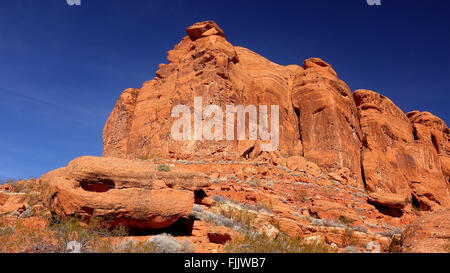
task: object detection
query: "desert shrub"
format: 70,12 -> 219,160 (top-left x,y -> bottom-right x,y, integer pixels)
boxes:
193,210 -> 235,229
219,206 -> 256,229
225,232 -> 335,253
254,200 -> 273,212
309,217 -> 346,228
353,225 -> 368,233
338,215 -> 355,226
0,218 -> 59,253
342,228 -> 359,247
192,204 -> 204,213
104,238 -> 157,253
157,164 -> 171,172
377,226 -> 404,238
343,246 -> 359,253
146,234 -> 194,253
48,215 -> 128,253
212,195 -> 226,203
294,189 -> 308,202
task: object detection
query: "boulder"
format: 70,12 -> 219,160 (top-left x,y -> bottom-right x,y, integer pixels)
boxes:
40,156 -> 211,230
0,192 -> 28,214
186,21 -> 225,41
407,111 -> 450,186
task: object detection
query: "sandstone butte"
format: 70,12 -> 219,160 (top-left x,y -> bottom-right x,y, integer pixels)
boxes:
2,21 -> 450,253
103,21 -> 450,210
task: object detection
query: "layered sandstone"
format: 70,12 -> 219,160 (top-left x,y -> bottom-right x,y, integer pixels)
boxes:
103,21 -> 302,161
292,58 -> 363,188
401,209 -> 450,253
40,156 -> 210,229
102,21 -> 450,215
355,90 -> 450,211
408,111 -> 450,186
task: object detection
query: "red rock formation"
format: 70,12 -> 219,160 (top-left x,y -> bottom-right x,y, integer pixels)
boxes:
103,21 -> 303,161
355,90 -> 450,211
103,21 -> 450,214
408,111 -> 450,186
292,58 -> 363,188
102,21 -> 363,187
401,209 -> 450,253
40,156 -> 211,229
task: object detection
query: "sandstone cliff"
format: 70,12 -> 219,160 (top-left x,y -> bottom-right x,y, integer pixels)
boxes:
103,21 -> 450,214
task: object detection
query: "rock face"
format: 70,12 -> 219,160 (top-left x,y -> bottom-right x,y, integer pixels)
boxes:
401,209 -> 450,253
103,21 -> 302,161
355,90 -> 450,212
408,111 -> 450,186
40,156 -> 210,229
292,58 -> 363,188
102,21 -> 362,186
103,21 -> 450,215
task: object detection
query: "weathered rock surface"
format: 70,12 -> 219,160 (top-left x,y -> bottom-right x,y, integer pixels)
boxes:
292,58 -> 363,188
0,191 -> 28,214
408,111 -> 450,186
103,20 -> 450,216
40,156 -> 211,229
355,89 -> 450,211
103,21 -> 302,161
401,209 -> 450,253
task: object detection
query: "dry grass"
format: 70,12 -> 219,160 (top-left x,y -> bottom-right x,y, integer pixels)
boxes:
225,232 -> 335,253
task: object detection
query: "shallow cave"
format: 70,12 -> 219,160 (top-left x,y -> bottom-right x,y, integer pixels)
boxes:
79,179 -> 115,193
367,201 -> 404,218
120,217 -> 195,237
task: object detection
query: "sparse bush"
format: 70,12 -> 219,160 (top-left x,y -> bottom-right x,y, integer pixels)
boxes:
343,246 -> 359,253
48,215 -> 128,253
309,217 -> 346,228
212,195 -> 226,203
66,241 -> 83,253
225,232 -> 335,253
108,238 -> 156,253
353,226 -> 368,233
219,206 -> 256,229
157,164 -> 171,172
192,204 -> 204,213
0,218 -> 59,253
294,189 -> 308,202
338,215 -> 355,226
146,233 -> 194,253
194,210 -> 235,229
342,228 -> 359,247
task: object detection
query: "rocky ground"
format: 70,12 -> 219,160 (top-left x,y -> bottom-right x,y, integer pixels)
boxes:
1,156 -> 448,253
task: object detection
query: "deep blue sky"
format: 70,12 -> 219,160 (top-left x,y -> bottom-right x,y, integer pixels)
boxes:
0,0 -> 449,180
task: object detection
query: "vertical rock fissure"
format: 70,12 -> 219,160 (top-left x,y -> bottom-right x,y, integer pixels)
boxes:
293,106 -> 303,143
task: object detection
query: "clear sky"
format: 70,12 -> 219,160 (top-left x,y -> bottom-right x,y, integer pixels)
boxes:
0,0 -> 449,180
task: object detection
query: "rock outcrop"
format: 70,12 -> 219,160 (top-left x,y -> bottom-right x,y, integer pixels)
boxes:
102,21 -> 450,216
103,20 -> 302,161
401,209 -> 450,253
36,21 -> 450,241
408,111 -> 450,186
292,58 -> 363,188
40,156 -> 210,230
